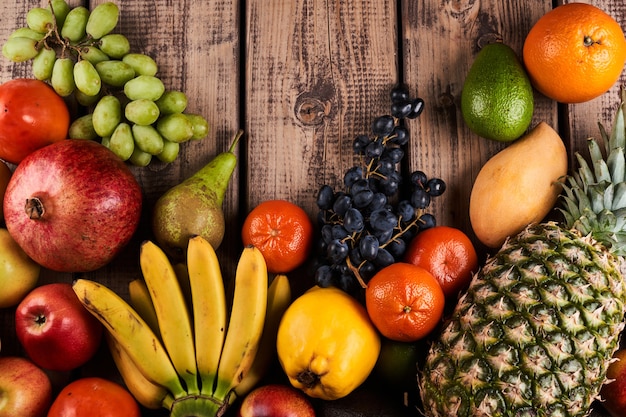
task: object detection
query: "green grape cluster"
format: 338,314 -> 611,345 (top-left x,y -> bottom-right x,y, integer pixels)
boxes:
1,0 -> 210,166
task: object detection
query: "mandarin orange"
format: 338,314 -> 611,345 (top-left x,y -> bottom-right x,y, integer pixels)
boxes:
404,226 -> 478,299
365,262 -> 445,342
241,199 -> 313,274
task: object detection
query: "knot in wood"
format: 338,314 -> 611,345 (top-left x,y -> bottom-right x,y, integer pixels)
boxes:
448,0 -> 479,20
438,92 -> 455,108
295,96 -> 329,126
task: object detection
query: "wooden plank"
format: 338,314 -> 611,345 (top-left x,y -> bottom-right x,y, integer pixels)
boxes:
401,0 -> 558,255
0,1 -> 623,416
244,0 -> 399,217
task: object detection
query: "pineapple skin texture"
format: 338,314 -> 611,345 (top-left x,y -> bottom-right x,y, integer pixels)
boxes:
420,222 -> 626,417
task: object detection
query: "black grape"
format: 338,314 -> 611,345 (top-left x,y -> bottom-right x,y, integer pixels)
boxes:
313,87 -> 445,296
316,184 -> 335,210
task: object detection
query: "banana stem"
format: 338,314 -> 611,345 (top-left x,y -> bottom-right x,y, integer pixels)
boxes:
168,394 -> 231,417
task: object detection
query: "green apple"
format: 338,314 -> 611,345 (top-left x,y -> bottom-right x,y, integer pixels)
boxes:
0,228 -> 40,308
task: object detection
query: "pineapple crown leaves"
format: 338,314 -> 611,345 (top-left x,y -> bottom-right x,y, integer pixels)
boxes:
559,88 -> 626,256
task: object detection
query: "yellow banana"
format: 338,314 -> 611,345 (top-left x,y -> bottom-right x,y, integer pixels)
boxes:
128,278 -> 161,339
72,278 -> 185,398
234,274 -> 292,397
186,235 -> 228,396
212,245 -> 268,402
173,262 -> 193,310
105,331 -> 174,410
140,240 -> 200,395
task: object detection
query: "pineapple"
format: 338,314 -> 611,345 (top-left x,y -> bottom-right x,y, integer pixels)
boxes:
420,90 -> 626,417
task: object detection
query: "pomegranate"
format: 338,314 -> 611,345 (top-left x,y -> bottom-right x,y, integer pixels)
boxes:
3,140 -> 142,272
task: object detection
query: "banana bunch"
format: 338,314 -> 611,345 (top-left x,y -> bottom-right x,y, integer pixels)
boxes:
72,236 -> 291,416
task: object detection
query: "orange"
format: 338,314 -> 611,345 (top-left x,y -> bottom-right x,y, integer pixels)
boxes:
365,262 -> 445,342
241,199 -> 313,274
404,226 -> 478,299
522,3 -> 626,103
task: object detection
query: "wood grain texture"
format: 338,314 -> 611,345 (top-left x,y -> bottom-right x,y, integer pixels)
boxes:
244,0 -> 398,216
0,0 -> 625,416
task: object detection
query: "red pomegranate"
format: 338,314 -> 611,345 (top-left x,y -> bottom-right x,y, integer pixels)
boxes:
3,139 -> 143,272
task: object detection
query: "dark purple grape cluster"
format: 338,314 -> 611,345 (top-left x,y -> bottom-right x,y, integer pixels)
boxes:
314,85 -> 446,294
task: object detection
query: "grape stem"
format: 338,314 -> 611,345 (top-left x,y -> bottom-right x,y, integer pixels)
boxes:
381,207 -> 426,250
39,0 -> 100,61
346,257 -> 368,289
345,206 -> 428,290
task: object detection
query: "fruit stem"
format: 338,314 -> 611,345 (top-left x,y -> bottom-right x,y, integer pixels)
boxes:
296,369 -> 321,389
228,129 -> 244,154
583,35 -> 596,47
346,257 -> 368,289
168,394 -> 230,417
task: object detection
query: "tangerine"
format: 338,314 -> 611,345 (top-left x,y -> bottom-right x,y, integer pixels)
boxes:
365,262 -> 445,342
404,226 -> 478,299
522,3 -> 626,103
241,199 -> 313,274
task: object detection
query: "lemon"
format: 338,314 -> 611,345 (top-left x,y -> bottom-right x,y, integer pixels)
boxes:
461,42 -> 534,142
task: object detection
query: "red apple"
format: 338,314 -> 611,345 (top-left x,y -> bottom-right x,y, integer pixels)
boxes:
237,384 -> 316,417
15,282 -> 103,371
3,139 -> 142,272
601,348 -> 626,417
0,356 -> 52,417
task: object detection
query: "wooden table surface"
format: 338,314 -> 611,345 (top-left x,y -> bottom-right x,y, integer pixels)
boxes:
1,0 -> 625,416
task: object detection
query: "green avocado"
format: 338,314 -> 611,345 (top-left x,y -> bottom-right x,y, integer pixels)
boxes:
461,42 -> 534,142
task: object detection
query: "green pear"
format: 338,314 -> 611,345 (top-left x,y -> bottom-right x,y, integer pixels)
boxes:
152,130 -> 242,260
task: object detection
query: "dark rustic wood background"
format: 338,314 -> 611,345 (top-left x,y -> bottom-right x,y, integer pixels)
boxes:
1,1 -> 624,416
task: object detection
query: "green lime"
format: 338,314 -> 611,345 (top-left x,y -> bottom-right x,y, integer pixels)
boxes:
374,338 -> 421,388
461,42 -> 534,142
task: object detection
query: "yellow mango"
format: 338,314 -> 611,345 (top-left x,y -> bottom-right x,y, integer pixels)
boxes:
469,122 -> 568,248
276,286 -> 380,400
